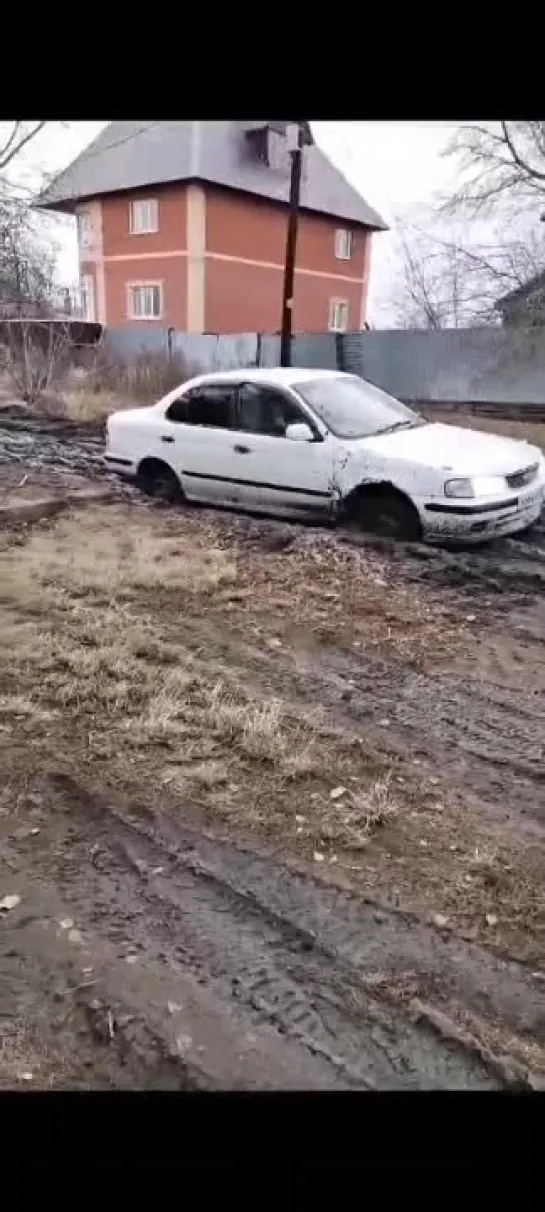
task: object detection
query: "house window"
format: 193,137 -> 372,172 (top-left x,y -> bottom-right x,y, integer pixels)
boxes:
128,283 -> 163,320
328,299 -> 349,333
77,211 -> 92,249
334,228 -> 352,260
129,198 -> 159,234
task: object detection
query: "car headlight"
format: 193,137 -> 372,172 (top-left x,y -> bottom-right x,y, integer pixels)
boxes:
445,475 -> 506,499
444,478 -> 474,498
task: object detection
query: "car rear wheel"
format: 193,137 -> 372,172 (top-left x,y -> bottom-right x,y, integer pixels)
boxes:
137,460 -> 183,503
351,489 -> 422,541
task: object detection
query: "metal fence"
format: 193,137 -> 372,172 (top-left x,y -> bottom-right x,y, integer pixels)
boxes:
104,325 -> 545,409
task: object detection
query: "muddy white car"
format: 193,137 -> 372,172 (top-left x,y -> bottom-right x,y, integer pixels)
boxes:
105,368 -> 545,543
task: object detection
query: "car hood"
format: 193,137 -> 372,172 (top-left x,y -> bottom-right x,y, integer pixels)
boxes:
361,422 -> 541,476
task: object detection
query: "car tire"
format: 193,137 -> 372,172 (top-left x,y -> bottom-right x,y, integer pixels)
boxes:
137,461 -> 183,504
353,490 -> 422,541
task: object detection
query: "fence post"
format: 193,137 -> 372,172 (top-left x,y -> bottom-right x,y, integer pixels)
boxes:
335,333 -> 346,372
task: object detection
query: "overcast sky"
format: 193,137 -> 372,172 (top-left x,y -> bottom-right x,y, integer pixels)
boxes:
16,121 -> 462,326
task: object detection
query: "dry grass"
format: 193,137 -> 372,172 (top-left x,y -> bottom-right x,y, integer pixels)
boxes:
56,389 -> 124,424
90,347 -> 194,403
0,508 -> 320,810
0,508 -> 237,606
318,776 -> 398,851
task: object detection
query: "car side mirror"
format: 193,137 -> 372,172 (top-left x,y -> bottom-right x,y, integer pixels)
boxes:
285,421 -> 314,443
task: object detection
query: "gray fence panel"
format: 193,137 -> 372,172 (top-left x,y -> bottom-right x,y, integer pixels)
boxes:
104,325 -> 545,407
291,334 -> 338,370
172,333 -> 259,373
105,326 -> 170,360
345,329 -> 545,407
258,335 -> 281,367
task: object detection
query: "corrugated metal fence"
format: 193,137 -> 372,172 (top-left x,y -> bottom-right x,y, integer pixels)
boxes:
105,325 -> 545,409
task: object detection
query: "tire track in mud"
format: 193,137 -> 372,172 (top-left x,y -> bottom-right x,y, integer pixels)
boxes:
136,611 -> 545,826
19,774 -> 545,1090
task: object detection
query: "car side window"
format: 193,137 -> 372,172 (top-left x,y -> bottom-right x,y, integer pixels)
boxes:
237,383 -> 305,437
165,395 -> 189,423
184,385 -> 237,430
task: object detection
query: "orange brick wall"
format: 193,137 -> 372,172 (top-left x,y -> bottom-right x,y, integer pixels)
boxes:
205,258 -> 362,334
292,273 -> 363,334
104,256 -> 187,328
204,186 -> 368,333
204,187 -> 367,278
101,186 -> 187,258
206,189 -> 286,263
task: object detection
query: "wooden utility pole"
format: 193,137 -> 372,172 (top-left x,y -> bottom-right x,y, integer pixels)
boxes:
280,122 -> 313,367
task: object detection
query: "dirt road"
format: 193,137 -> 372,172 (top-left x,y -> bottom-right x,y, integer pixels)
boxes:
0,408 -> 544,1088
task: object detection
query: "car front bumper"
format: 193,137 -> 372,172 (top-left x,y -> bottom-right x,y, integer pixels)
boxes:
420,480 -> 545,542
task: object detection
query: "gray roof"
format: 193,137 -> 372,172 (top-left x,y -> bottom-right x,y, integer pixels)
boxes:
36,121 -> 387,230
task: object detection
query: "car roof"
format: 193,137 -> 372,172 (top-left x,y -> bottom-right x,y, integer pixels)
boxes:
181,367 -> 347,390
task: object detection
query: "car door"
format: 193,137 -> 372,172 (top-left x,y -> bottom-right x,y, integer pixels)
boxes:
230,381 -> 335,517
158,382 -> 243,506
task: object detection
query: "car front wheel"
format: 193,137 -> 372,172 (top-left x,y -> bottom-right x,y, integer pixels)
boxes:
350,489 -> 422,541
137,460 -> 183,503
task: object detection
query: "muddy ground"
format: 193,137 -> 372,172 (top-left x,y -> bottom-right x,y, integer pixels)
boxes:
0,407 -> 544,1089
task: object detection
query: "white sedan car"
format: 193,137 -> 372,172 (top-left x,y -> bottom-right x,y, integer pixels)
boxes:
105,368 -> 545,543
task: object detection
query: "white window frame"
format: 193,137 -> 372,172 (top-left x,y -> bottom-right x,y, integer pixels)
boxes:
334,228 -> 353,260
127,281 -> 163,321
77,210 -> 92,250
129,197 -> 159,235
328,298 -> 349,333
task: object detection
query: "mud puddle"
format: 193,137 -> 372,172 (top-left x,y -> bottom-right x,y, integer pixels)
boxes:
2,772 -> 543,1089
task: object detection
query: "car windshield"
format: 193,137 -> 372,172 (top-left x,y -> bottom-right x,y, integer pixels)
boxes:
295,375 -> 424,440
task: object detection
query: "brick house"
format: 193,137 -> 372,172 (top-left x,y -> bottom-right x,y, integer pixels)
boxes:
37,121 -> 387,335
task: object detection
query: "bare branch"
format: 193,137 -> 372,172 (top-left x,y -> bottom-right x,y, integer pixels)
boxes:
391,219 -> 545,330
441,121 -> 545,218
2,319 -> 72,405
0,121 -> 47,174
500,121 -> 545,182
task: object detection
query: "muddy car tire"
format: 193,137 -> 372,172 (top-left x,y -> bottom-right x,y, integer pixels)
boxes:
137,460 -> 183,504
351,490 -> 422,541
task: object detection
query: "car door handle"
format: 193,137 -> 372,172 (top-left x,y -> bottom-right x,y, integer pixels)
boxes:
161,435 -> 175,444
233,444 -> 251,454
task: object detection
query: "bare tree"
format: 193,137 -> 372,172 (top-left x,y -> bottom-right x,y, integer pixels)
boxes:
0,319 -> 72,405
393,221 -> 545,329
0,199 -> 55,318
442,122 -> 545,217
0,119 -> 54,315
396,231 -> 466,329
